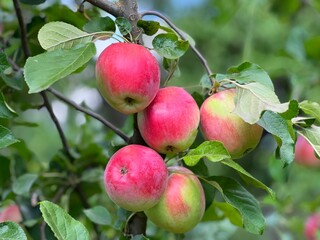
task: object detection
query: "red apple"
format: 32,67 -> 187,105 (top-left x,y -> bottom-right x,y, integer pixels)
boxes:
96,42 -> 160,114
295,135 -> 320,167
144,166 -> 205,233
104,144 -> 168,212
137,87 -> 200,154
200,88 -> 263,159
0,204 -> 22,223
305,213 -> 320,240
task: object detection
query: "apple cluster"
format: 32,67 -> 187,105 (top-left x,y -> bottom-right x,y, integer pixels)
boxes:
96,42 -> 263,233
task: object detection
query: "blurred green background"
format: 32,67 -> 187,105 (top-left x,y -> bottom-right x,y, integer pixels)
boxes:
1,0 -> 320,239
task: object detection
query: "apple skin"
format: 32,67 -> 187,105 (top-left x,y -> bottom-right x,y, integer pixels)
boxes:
0,204 -> 22,223
137,87 -> 200,154
144,166 -> 205,233
96,42 -> 160,114
295,136 -> 320,167
305,213 -> 320,240
104,144 -> 168,212
200,88 -> 263,159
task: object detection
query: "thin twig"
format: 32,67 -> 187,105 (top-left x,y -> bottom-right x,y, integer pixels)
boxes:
40,92 -> 74,160
140,10 -> 216,88
12,0 -> 31,58
47,87 -> 130,143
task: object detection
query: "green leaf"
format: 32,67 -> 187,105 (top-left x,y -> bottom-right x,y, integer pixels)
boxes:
233,81 -> 290,124
83,16 -> 116,33
137,20 -> 160,36
297,125 -> 320,157
207,176 -> 265,235
0,221 -> 27,240
0,71 -> 24,90
216,62 -> 274,90
0,52 -> 10,74
12,173 -> 38,195
83,206 -> 112,225
305,36 -> 320,59
202,202 -> 242,227
259,111 -> 295,165
115,17 -> 132,36
39,201 -> 89,240
0,125 -> 19,149
183,141 -> 231,166
299,100 -> 320,122
24,43 -> 96,93
221,158 -> 275,197
152,33 -> 189,59
0,92 -> 17,119
38,22 -> 93,51
279,100 -> 299,120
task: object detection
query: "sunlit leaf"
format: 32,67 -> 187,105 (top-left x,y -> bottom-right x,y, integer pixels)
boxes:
233,81 -> 290,124
299,100 -> 320,122
24,43 -> 96,93
183,141 -> 230,166
38,21 -> 93,51
0,222 -> 27,240
152,33 -> 189,59
40,201 -> 89,240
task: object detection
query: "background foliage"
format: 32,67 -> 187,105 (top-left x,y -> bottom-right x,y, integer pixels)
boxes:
1,0 -> 320,239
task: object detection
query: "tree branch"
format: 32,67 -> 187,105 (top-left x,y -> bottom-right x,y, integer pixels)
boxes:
40,92 -> 74,160
84,0 -> 141,40
12,0 -> 31,58
47,87 -> 130,143
140,10 -> 217,88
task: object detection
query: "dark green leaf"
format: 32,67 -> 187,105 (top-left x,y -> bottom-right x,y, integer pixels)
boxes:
0,52 -> 10,74
115,17 -> 132,36
137,20 -> 160,36
258,111 -> 295,165
182,141 -> 231,166
0,92 -> 17,119
24,43 -> 96,93
221,158 -> 275,197
299,100 -> 320,122
83,206 -> 112,225
0,125 -> 19,149
0,222 -> 27,240
208,176 -> 265,235
152,33 -> 189,59
83,16 -> 116,33
305,36 -> 320,59
39,201 -> 89,240
12,173 -> 38,195
279,100 -> 299,120
218,62 -> 274,90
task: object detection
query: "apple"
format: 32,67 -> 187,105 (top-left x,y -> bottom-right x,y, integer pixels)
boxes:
305,213 -> 320,240
0,204 -> 22,223
96,42 -> 160,114
145,166 -> 205,233
200,88 -> 263,158
137,87 -> 200,154
295,135 -> 320,167
104,144 -> 168,212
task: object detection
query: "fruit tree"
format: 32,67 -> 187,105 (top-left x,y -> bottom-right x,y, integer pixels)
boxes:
1,0 -> 320,239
